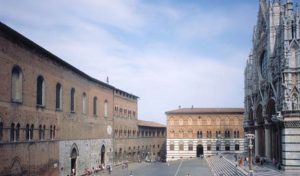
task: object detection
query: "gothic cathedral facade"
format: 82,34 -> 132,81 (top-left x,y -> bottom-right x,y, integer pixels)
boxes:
244,0 -> 300,171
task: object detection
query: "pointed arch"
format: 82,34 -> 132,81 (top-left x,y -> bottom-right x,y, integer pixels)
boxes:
10,123 -> 15,141
289,39 -> 300,67
70,143 -> 79,158
266,98 -> 276,120
256,104 -> 264,124
292,93 -> 299,110
16,123 -> 20,141
70,144 -> 78,176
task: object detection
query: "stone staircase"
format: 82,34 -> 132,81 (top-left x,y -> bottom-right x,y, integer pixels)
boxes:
206,156 -> 246,176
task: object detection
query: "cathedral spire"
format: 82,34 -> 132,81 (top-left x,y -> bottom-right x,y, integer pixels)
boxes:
296,3 -> 299,17
286,0 -> 294,16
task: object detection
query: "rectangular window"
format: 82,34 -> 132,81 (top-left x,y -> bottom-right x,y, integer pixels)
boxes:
170,144 -> 174,150
225,145 -> 230,151
235,144 -> 240,151
188,144 -> 193,151
207,144 -> 211,151
179,143 -> 184,151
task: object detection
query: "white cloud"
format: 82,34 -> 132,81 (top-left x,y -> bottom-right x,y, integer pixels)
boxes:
0,0 -> 255,124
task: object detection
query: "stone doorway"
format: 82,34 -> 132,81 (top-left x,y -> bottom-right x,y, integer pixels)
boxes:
70,147 -> 78,175
196,144 -> 203,157
101,145 -> 105,164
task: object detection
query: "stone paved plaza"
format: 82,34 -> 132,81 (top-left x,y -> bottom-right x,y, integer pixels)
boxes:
94,154 -> 299,176
109,158 -> 212,176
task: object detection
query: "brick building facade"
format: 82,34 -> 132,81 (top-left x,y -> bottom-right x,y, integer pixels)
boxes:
0,22 -> 165,176
166,108 -> 244,161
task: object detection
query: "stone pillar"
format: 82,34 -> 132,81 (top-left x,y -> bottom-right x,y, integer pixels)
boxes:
264,123 -> 271,160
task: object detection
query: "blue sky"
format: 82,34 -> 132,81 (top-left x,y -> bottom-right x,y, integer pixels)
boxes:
0,0 -> 259,124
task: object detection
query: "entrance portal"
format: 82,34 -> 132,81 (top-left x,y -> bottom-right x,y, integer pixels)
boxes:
70,147 -> 78,175
196,144 -> 203,157
101,145 -> 105,164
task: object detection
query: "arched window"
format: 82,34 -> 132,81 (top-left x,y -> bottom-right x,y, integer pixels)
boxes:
197,131 -> 202,138
37,76 -> 45,106
115,106 -> 118,116
10,123 -> 15,141
11,66 -> 22,102
53,126 -> 56,139
50,125 -> 53,139
39,125 -> 42,140
16,123 -> 20,141
25,124 -> 30,141
234,131 -> 236,138
56,83 -> 62,110
0,122 -> 3,141
120,108 -> 123,116
237,131 -> 240,138
260,51 -> 268,79
43,125 -> 46,140
82,93 -> 87,115
104,100 -> 108,117
70,88 -> 75,112
93,96 -> 97,116
128,110 -> 132,118
30,124 -> 34,140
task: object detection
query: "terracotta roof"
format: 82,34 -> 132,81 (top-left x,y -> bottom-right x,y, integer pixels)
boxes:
165,108 -> 244,115
137,120 -> 166,128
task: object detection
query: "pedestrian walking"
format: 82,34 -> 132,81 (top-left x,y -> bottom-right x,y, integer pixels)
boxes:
234,154 -> 237,161
129,170 -> 133,176
108,165 -> 112,174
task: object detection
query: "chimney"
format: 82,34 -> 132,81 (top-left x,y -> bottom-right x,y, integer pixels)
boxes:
191,105 -> 194,109
106,76 -> 109,84
178,105 -> 181,109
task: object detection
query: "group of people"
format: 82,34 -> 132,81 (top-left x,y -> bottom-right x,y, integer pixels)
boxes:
234,154 -> 249,167
83,164 -> 112,175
